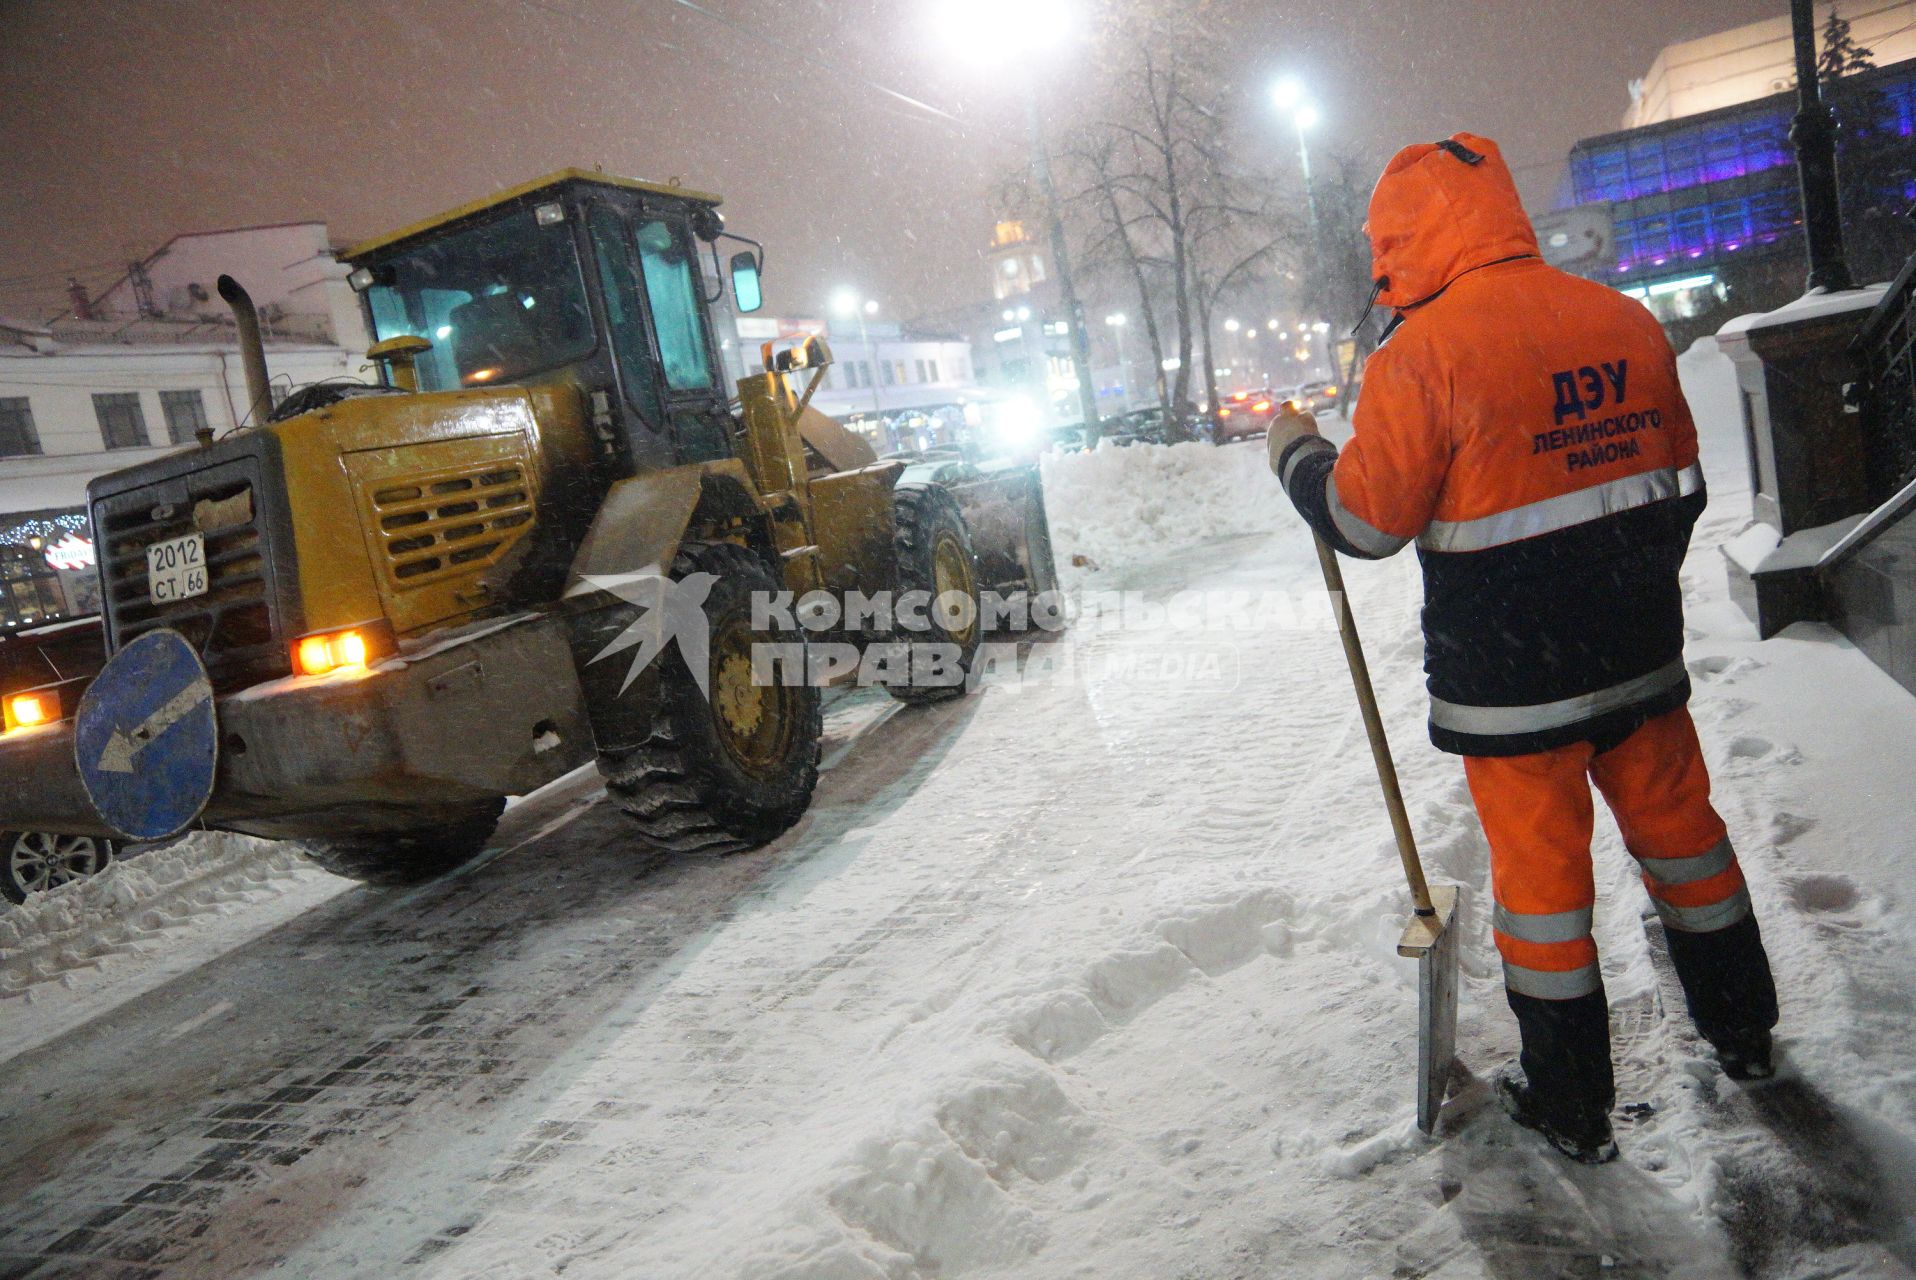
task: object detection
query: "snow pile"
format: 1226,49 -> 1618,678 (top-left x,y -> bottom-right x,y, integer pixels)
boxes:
0,831 -> 321,996
1677,335 -> 1741,454
1040,437 -> 1303,587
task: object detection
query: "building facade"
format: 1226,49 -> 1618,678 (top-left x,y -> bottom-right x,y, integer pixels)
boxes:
0,225 -> 366,632
1545,51 -> 1916,341
728,314 -> 980,453
1624,1 -> 1916,129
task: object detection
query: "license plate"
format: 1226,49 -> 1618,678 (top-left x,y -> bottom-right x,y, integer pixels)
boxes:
146,532 -> 208,605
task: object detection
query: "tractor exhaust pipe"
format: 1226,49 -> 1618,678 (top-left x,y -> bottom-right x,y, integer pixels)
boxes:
217,274 -> 272,431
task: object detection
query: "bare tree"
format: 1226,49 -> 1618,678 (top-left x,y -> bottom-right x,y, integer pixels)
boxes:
1295,147 -> 1384,414
1050,6 -> 1257,438
1188,189 -> 1296,431
1060,131 -> 1175,417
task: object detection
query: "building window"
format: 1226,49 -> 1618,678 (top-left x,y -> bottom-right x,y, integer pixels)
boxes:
159,390 -> 209,445
93,393 -> 151,450
0,398 -> 41,458
915,359 -> 929,382
895,362 -> 908,384
1028,255 -> 1047,283
881,361 -> 896,387
928,359 -> 941,382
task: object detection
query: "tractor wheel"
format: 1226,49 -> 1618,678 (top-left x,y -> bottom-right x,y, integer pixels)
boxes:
598,542 -> 822,854
885,483 -> 983,706
297,799 -> 505,886
1,830 -> 116,903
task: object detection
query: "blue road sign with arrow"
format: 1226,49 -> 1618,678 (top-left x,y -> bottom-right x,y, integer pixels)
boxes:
74,628 -> 219,841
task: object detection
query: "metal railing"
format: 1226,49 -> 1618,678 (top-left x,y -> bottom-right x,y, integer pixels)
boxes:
1853,248 -> 1916,504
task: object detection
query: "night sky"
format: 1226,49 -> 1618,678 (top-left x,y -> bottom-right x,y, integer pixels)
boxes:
1,0 -> 1788,324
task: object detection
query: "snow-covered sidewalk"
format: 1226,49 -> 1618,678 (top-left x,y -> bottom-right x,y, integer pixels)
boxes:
2,343 -> 1914,1279
397,350 -> 1916,1278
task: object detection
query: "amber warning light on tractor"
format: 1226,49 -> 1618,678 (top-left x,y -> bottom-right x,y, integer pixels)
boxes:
3,689 -> 58,734
293,628 -> 381,679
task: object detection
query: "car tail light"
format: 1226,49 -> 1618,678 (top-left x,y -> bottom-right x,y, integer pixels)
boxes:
1232,391 -> 1249,402
293,628 -> 374,678
4,689 -> 58,733
1252,400 -> 1272,412
1325,385 -> 1338,397
1219,408 -> 1232,418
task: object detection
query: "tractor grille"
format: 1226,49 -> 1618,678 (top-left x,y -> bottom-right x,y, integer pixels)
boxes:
370,465 -> 534,589
92,446 -> 292,690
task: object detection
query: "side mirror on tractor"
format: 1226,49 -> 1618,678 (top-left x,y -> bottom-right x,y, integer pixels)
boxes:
730,250 -> 764,314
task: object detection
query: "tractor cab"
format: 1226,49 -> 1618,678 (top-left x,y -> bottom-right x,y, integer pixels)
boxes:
342,170 -> 765,477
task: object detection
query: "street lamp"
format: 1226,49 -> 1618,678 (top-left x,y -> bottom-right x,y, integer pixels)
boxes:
1272,78 -> 1322,247
935,0 -> 1101,436
832,288 -> 884,419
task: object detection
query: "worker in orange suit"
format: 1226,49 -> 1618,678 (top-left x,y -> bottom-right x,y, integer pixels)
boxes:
1267,133 -> 1778,1163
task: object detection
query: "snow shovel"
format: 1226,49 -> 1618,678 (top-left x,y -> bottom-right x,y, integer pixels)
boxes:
1312,535 -> 1461,1136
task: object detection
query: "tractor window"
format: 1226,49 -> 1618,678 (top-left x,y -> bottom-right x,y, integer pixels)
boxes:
363,208 -> 595,392
635,218 -> 715,393
586,204 -> 664,426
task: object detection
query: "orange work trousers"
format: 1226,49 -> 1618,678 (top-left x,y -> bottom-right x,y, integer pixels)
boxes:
1463,706 -> 1752,1001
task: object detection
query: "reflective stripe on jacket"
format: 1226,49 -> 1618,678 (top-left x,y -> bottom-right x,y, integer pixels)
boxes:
1280,132 -> 1706,757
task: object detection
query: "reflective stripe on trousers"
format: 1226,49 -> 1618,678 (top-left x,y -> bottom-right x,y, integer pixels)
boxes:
1503,960 -> 1602,1001
1637,836 -> 1753,932
1494,904 -> 1602,1000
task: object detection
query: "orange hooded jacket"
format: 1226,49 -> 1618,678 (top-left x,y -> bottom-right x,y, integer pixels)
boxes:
1277,133 -> 1707,757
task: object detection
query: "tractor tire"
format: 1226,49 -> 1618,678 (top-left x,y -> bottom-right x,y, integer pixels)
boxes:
297,799 -> 506,886
886,483 -> 983,706
598,542 -> 822,854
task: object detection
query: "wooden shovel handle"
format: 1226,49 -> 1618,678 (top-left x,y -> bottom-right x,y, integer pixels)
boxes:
1313,536 -> 1436,916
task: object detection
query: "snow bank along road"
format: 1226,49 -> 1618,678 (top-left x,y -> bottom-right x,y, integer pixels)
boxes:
5,344 -> 1916,1279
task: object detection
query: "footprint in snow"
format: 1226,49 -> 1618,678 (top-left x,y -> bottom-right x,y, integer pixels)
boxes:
1769,812 -> 1817,847
1727,735 -> 1773,761
1786,873 -> 1860,915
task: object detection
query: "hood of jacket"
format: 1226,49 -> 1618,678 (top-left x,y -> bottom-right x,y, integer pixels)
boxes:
1365,132 -> 1540,311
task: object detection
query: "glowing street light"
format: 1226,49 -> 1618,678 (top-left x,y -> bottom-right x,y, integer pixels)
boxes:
831,288 -> 884,417
935,0 -> 1102,437
934,0 -> 1072,66
1272,77 -> 1322,244
1224,317 -> 1242,332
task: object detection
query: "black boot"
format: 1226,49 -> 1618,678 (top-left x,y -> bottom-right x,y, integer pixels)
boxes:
1505,988 -> 1618,1162
1497,1067 -> 1619,1163
1660,915 -> 1779,1081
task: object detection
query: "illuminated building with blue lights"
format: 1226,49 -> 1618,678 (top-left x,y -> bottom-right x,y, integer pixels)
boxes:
1556,57 -> 1916,331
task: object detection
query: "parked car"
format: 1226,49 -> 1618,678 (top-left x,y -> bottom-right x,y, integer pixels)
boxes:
1300,381 -> 1342,414
2,830 -> 116,904
1104,406 -> 1207,445
1214,388 -> 1279,444
2,617 -> 119,904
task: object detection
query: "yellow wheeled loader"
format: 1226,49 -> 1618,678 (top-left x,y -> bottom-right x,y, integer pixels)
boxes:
0,171 -> 1057,883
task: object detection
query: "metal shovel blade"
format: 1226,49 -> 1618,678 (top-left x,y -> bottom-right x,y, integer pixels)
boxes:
1397,883 -> 1462,1136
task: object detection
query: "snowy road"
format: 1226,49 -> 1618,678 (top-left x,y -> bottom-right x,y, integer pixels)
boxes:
5,363 -> 1916,1278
